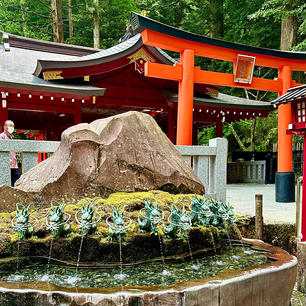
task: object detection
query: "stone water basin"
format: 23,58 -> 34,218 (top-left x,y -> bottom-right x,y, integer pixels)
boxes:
0,239 -> 297,306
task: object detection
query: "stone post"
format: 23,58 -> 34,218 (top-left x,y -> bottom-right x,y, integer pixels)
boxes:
209,137 -> 227,203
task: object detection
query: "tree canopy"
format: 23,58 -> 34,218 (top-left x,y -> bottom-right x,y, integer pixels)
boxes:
0,0 -> 305,152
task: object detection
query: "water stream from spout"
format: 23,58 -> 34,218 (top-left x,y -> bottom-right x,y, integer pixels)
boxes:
16,240 -> 20,272
119,234 -> 125,279
46,237 -> 54,273
209,228 -> 223,265
186,237 -> 193,261
223,221 -> 236,258
186,237 -> 200,271
157,232 -> 165,265
114,233 -> 127,283
157,232 -> 171,277
75,235 -> 84,275
209,228 -> 217,256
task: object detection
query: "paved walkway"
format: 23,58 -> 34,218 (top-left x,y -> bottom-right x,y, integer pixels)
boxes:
227,184 -> 297,224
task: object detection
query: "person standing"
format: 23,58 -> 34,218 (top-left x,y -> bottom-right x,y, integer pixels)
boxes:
0,120 -> 20,186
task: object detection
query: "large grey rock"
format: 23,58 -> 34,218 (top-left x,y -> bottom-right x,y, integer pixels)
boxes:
1,111 -> 204,211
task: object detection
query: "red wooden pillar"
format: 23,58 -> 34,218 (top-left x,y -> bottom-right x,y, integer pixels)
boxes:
0,99 -> 8,132
216,120 -> 223,138
302,136 -> 306,241
176,49 -> 194,145
167,104 -> 176,144
278,66 -> 292,172
276,66 -> 295,202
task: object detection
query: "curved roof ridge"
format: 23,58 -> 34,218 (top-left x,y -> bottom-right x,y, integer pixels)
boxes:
130,12 -> 306,61
34,34 -> 175,77
0,31 -> 101,56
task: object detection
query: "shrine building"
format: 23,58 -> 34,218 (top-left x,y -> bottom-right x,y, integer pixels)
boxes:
0,23 -> 273,143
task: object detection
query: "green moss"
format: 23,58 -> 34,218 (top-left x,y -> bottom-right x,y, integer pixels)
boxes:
0,213 -> 12,220
10,234 -> 19,243
0,191 -> 238,262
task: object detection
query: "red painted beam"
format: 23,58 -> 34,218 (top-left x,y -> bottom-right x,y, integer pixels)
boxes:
194,68 -> 283,92
145,62 -> 283,92
8,102 -> 75,114
142,29 -> 306,71
144,62 -> 182,81
0,87 -> 92,100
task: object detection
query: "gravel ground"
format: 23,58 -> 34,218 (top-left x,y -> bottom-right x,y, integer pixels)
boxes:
227,184 -> 296,224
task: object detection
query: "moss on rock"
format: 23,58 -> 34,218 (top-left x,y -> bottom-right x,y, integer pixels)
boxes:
0,191 -> 233,264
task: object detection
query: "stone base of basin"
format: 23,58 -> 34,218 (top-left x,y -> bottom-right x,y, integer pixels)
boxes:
0,239 -> 297,306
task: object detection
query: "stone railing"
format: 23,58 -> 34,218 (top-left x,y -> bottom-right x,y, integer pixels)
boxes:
177,138 -> 227,202
227,160 -> 266,184
0,137 -> 227,202
0,140 -> 59,187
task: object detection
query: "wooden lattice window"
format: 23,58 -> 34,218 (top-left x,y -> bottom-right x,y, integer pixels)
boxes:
297,102 -> 306,123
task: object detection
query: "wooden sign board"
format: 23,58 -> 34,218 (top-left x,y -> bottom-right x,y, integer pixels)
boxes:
234,55 -> 256,84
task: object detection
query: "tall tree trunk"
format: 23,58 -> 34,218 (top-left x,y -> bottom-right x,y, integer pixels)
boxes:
93,0 -> 100,48
280,1 -> 305,86
68,0 -> 73,38
51,0 -> 59,42
280,2 -> 298,51
20,1 -> 27,37
250,118 -> 256,152
228,123 -> 248,152
56,0 -> 64,43
209,0 -> 224,38
51,0 -> 64,43
280,15 -> 298,50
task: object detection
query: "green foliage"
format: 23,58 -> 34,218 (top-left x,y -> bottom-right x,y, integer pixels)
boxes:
0,0 -> 305,153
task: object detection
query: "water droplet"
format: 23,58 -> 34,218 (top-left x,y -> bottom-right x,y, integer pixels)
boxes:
162,269 -> 172,277
191,264 -> 201,271
41,274 -> 50,282
114,273 -> 127,281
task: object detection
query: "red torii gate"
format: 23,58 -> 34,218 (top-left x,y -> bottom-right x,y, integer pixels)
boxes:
131,12 -> 306,202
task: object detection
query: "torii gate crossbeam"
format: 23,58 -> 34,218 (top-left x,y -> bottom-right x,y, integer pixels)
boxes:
131,12 -> 306,203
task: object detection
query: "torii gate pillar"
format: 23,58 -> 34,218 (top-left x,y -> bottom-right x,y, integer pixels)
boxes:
176,49 -> 195,145
276,66 -> 295,203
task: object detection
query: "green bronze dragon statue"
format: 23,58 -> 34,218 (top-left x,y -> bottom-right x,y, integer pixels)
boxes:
46,201 -> 71,238
163,205 -> 192,239
76,198 -> 101,236
138,199 -> 163,235
12,204 -> 35,240
108,205 -> 130,242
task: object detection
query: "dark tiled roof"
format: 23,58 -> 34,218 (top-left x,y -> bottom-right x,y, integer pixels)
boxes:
164,91 -> 274,111
0,41 -> 104,96
34,34 -> 175,76
0,31 -> 100,56
272,85 -> 306,105
130,12 -> 306,61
